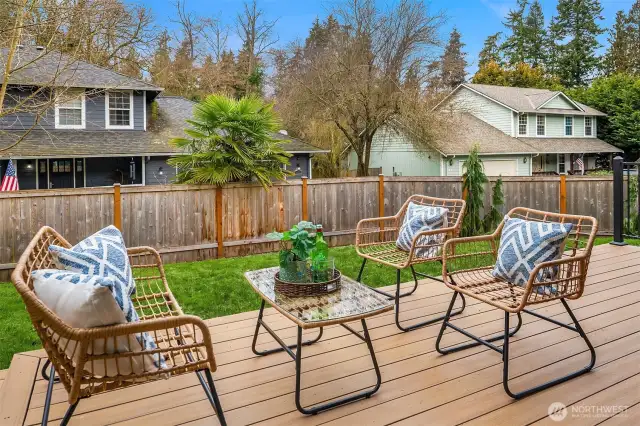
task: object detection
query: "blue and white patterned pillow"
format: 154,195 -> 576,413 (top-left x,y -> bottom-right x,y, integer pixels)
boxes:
492,216 -> 573,289
396,203 -> 449,258
49,225 -> 136,296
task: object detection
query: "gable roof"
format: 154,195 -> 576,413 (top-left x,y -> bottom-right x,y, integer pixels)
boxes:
0,47 -> 161,91
438,83 -> 606,117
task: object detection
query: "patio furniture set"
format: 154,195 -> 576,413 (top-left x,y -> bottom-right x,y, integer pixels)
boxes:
10,195 -> 599,425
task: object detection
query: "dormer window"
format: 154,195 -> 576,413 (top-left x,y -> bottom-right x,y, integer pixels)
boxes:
106,90 -> 134,129
565,116 -> 573,136
585,116 -> 593,136
55,89 -> 85,129
518,114 -> 527,136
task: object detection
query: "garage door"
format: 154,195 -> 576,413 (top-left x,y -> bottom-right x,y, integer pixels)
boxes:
481,160 -> 518,176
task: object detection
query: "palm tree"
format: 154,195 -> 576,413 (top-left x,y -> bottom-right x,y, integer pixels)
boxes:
168,94 -> 292,188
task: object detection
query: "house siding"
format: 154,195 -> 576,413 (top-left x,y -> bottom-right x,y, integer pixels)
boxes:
446,87 -> 513,135
145,156 -> 176,185
0,87 -> 145,131
542,95 -> 576,110
360,127 -> 441,176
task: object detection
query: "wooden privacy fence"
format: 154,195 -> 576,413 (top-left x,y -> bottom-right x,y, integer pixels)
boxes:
0,175 -> 615,280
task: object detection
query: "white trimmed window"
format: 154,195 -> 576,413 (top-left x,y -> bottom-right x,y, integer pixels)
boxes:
536,115 -> 545,136
518,114 -> 527,136
584,116 -> 593,136
55,89 -> 85,129
106,90 -> 134,129
565,116 -> 573,136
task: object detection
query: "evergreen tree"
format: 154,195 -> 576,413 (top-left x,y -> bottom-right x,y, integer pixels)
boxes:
473,61 -> 562,90
549,0 -> 604,87
523,0 -> 546,67
483,177 -> 505,232
461,145 -> 488,237
441,28 -> 468,89
150,30 -> 172,90
628,1 -> 640,73
478,33 -> 502,68
502,0 -> 529,65
604,11 -> 633,75
428,28 -> 467,91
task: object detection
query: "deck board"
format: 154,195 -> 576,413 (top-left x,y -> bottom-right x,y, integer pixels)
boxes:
2,243 -> 640,425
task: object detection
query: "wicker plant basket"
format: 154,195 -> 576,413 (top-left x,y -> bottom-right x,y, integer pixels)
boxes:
275,269 -> 342,297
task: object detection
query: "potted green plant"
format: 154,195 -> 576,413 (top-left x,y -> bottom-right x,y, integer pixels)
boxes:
267,221 -> 317,282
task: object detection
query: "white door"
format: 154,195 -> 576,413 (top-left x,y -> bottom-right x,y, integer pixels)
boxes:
481,160 -> 518,176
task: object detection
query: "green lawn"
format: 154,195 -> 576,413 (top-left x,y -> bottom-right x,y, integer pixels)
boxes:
0,237 -> 634,369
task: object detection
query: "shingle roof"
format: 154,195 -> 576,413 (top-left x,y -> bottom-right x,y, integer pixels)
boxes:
462,83 -> 606,116
424,113 -> 620,156
0,96 -> 328,158
0,47 -> 161,91
518,137 -> 622,153
430,113 -> 538,155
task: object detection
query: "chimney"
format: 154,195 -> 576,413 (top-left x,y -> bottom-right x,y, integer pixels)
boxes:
278,129 -> 288,136
35,45 -> 45,51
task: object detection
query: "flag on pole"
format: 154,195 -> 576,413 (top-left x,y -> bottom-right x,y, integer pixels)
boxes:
1,159 -> 19,191
575,155 -> 585,176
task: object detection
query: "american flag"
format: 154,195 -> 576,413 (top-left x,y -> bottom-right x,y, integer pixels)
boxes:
575,155 -> 585,176
1,159 -> 19,191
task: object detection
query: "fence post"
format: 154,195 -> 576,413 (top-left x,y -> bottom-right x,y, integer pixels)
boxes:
216,186 -> 224,257
301,176 -> 308,221
378,174 -> 385,236
559,175 -> 567,214
113,183 -> 122,231
612,156 -> 626,245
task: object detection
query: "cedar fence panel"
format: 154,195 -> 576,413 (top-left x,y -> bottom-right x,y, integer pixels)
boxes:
0,175 -> 616,281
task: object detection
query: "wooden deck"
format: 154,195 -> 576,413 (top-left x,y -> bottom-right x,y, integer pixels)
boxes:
2,243 -> 640,425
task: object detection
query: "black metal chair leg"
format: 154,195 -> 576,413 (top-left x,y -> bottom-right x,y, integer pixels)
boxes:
42,363 -> 56,426
252,300 -> 323,356
295,319 -> 381,415
196,369 -> 227,426
41,359 -> 60,383
59,401 -> 79,426
435,296 -> 522,354
395,268 -> 466,332
503,300 -> 596,399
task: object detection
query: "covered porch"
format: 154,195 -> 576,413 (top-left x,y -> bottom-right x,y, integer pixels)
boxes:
1,243 -> 638,425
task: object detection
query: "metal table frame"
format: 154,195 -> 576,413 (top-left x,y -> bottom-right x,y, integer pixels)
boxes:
251,299 -> 382,415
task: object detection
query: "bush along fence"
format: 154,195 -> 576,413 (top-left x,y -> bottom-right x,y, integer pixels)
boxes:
0,175 -> 617,280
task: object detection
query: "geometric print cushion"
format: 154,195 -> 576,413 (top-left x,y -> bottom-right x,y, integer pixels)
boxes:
49,225 -> 136,296
396,202 -> 449,259
492,216 -> 573,289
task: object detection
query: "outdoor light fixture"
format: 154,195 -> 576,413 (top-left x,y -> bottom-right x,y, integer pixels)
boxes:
158,166 -> 164,176
26,161 -> 33,169
449,158 -> 454,166
523,157 -> 528,164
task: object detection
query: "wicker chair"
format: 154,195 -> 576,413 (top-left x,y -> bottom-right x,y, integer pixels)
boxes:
355,195 -> 466,331
11,226 -> 227,426
437,207 -> 598,398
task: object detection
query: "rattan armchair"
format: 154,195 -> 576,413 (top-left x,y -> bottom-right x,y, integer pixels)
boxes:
437,207 -> 598,399
11,226 -> 227,426
355,195 -> 466,331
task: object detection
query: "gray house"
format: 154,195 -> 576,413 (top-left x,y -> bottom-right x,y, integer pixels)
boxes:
0,47 -> 326,190
351,83 -> 621,177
